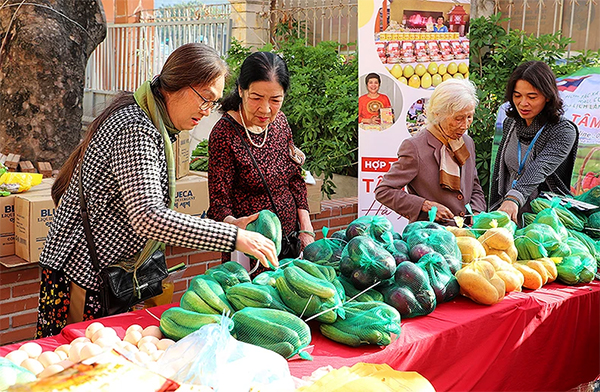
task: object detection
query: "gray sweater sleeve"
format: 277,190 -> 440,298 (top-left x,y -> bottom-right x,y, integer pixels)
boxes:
508,120 -> 577,206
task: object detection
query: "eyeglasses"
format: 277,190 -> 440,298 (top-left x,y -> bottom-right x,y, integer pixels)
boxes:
189,85 -> 221,112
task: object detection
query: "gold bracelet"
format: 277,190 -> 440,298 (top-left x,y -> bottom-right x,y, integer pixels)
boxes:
298,230 -> 316,237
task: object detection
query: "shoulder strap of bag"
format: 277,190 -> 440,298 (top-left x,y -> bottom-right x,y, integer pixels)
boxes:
78,164 -> 102,273
223,116 -> 281,217
79,163 -> 155,275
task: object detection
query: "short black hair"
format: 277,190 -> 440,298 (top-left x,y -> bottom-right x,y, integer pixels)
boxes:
365,73 -> 381,86
221,51 -> 290,112
504,61 -> 563,124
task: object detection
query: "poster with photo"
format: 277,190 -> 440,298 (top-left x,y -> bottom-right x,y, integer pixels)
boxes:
358,0 -> 471,231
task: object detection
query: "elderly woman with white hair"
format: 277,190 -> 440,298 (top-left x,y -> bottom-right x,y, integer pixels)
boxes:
375,79 -> 487,224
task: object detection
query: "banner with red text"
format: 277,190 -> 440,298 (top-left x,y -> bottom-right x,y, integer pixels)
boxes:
358,0 -> 471,231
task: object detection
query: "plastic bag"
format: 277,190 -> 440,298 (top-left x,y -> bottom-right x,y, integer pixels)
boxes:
0,172 -> 43,194
152,317 -> 295,391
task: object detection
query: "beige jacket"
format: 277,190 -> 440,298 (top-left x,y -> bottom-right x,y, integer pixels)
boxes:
375,128 -> 487,223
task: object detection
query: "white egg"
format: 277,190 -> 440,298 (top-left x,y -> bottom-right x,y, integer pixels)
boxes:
126,324 -> 143,335
137,336 -> 159,348
54,344 -> 71,355
5,350 -> 29,366
79,343 -> 103,361
71,337 -> 91,345
95,336 -> 121,349
56,359 -> 74,369
37,351 -> 61,368
19,342 -> 42,359
21,358 -> 44,375
38,364 -> 64,379
151,350 -> 164,361
55,350 -> 68,361
85,322 -> 105,340
68,342 -> 87,363
123,330 -> 142,346
92,327 -> 117,343
156,339 -> 175,351
122,343 -> 139,353
139,342 -> 157,355
141,325 -> 162,339
133,351 -> 150,364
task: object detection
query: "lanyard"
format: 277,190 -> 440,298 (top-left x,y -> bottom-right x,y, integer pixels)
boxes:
512,124 -> 546,189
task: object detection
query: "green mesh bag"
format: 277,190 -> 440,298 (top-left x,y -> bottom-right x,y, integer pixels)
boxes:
587,211 -> 600,232
515,223 -> 563,260
556,255 -> 597,285
415,252 -> 460,303
471,211 -> 517,237
533,198 -> 569,241
288,258 -> 337,282
337,275 -> 384,303
302,233 -> 346,272
204,261 -> 251,292
245,209 -> 282,260
284,259 -> 346,300
231,307 -> 312,360
185,275 -> 235,315
530,198 -> 586,231
405,228 -> 461,262
575,185 -> 600,206
275,266 -> 345,323
339,236 -> 396,289
345,216 -> 395,247
401,221 -> 446,242
225,282 -> 292,312
320,301 -> 401,347
252,270 -> 279,287
380,261 -> 436,318
569,230 -> 599,263
330,229 -> 347,240
523,212 -> 537,227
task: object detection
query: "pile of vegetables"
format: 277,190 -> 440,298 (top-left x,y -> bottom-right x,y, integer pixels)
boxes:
155,202 -> 598,358
189,139 -> 209,172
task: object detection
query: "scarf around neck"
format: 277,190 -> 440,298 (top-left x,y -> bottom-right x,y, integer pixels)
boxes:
131,80 -> 178,264
427,123 -> 470,192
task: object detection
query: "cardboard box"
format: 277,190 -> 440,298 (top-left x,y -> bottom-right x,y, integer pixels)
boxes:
0,178 -> 54,257
174,174 -> 209,217
307,179 -> 323,214
174,130 -> 191,180
14,193 -> 55,262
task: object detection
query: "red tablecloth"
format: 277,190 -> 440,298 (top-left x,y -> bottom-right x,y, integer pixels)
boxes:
2,282 -> 599,392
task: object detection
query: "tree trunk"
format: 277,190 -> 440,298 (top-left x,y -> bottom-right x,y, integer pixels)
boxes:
471,0 -> 496,19
0,0 -> 106,168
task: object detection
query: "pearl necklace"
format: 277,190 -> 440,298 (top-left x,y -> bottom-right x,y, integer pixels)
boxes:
240,110 -> 268,148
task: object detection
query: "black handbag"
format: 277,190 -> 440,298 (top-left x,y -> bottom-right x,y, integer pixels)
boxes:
226,117 -> 302,260
280,231 -> 302,260
78,165 -> 168,317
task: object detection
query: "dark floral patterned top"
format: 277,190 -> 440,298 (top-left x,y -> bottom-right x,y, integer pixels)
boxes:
208,111 -> 309,237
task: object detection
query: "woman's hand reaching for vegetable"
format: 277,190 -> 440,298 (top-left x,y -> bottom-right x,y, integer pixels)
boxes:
235,229 -> 279,269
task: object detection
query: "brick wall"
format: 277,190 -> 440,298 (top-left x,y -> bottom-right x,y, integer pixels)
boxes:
0,197 -> 358,346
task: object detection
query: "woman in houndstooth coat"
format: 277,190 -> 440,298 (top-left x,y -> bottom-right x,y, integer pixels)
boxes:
35,44 -> 278,338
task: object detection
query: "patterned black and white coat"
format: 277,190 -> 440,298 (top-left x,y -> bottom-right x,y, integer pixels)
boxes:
40,104 -> 238,291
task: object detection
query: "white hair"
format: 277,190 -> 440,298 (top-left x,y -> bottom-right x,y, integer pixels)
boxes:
425,79 -> 479,126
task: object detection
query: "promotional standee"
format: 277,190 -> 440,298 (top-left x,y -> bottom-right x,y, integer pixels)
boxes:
358,0 -> 471,231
